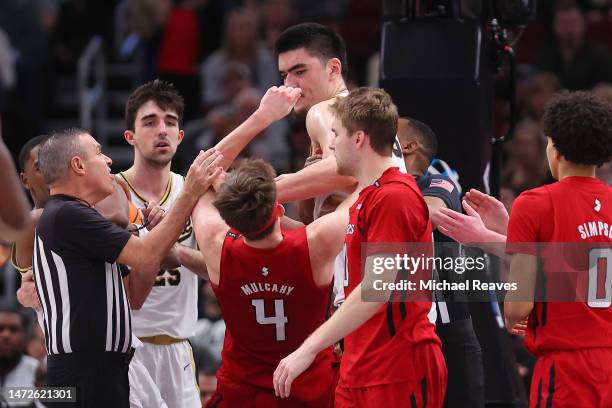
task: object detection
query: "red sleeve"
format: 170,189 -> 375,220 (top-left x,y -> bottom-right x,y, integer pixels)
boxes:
506,188 -> 551,254
364,184 -> 429,244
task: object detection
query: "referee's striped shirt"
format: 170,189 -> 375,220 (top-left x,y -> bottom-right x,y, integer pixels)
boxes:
33,194 -> 133,355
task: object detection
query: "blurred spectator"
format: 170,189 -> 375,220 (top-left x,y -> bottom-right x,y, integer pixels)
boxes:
0,0 -> 55,157
191,282 -> 225,363
158,0 -> 205,121
0,308 -> 43,399
201,8 -> 278,109
26,325 -> 46,363
260,0 -> 295,50
0,28 -> 16,112
127,0 -> 171,81
193,345 -> 220,405
533,0 -> 612,90
502,119 -> 554,194
521,73 -> 562,124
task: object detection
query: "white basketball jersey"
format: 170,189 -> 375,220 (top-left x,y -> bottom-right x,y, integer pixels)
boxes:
120,172 -> 199,339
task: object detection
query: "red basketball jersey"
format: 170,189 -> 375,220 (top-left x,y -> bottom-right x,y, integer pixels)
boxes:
342,167 -> 441,388
212,227 -> 335,401
507,177 -> 612,355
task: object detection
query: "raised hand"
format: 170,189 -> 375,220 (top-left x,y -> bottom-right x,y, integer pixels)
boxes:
433,201 -> 490,244
141,201 -> 165,231
256,85 -> 302,125
463,189 -> 509,235
183,148 -> 224,198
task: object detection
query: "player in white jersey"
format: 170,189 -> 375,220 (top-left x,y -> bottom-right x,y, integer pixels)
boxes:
119,80 -> 208,408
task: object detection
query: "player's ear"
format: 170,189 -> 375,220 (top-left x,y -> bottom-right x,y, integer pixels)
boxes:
328,58 -> 342,78
354,130 -> 366,149
177,129 -> 185,145
124,130 -> 136,146
403,140 -> 419,155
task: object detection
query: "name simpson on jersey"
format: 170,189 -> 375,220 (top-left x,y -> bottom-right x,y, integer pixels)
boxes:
240,283 -> 295,296
578,220 -> 612,240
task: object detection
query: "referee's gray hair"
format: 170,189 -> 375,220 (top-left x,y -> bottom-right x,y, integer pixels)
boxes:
38,127 -> 90,185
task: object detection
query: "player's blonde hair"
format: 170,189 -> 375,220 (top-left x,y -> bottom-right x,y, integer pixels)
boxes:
329,87 -> 398,155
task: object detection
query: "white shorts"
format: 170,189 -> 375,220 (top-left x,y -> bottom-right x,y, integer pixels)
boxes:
129,357 -> 168,408
132,341 -> 200,408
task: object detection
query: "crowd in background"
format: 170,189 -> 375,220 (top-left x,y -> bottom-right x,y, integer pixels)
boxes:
1,0 -> 611,404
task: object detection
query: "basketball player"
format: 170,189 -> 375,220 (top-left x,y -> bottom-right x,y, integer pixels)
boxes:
504,91 -> 612,407
273,23 -> 407,206
192,159 -> 348,407
273,88 -> 446,407
118,80 -> 207,408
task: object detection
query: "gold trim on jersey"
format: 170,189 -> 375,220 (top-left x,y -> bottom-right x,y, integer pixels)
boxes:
118,172 -> 173,207
10,244 -> 31,274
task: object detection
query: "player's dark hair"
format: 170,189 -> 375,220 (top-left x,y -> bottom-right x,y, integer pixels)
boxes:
329,87 -> 398,156
214,160 -> 277,241
543,91 -> 612,166
18,134 -> 48,172
274,23 -> 348,80
125,79 -> 184,131
405,118 -> 438,164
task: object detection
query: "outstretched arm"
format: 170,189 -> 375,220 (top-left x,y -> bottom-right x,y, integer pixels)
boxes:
0,136 -> 30,242
276,156 -> 356,203
214,86 -> 301,170
433,201 -> 508,259
192,190 -> 228,286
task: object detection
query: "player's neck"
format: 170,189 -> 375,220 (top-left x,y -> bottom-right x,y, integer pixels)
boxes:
123,156 -> 172,203
557,160 -> 596,180
355,155 -> 395,190
243,225 -> 283,249
329,80 -> 348,99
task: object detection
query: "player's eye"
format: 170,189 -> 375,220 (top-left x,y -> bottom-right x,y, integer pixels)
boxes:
296,70 -> 306,76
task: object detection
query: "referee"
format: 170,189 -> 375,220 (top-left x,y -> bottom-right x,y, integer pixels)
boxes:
398,118 -> 485,408
33,128 -> 222,408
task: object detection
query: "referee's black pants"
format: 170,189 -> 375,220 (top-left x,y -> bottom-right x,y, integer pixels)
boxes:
45,351 -> 131,408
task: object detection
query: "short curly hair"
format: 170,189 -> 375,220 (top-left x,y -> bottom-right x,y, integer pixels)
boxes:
543,91 -> 612,166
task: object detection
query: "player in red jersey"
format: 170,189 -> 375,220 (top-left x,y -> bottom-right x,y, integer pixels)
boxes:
504,91 -> 612,408
192,159 -> 349,407
273,88 -> 446,407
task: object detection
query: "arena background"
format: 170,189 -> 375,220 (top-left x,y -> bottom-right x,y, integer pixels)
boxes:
0,0 -> 611,405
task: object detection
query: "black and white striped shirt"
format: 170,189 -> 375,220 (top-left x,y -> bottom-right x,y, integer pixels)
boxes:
33,194 -> 132,355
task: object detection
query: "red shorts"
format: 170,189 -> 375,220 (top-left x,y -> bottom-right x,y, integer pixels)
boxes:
529,348 -> 612,408
335,342 -> 447,408
204,375 -> 336,408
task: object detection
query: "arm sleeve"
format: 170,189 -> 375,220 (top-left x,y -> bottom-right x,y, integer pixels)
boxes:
55,202 -> 132,263
420,174 -> 461,212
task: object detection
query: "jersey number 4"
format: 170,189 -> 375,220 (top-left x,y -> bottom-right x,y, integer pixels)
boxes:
251,299 -> 288,341
588,248 -> 611,308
